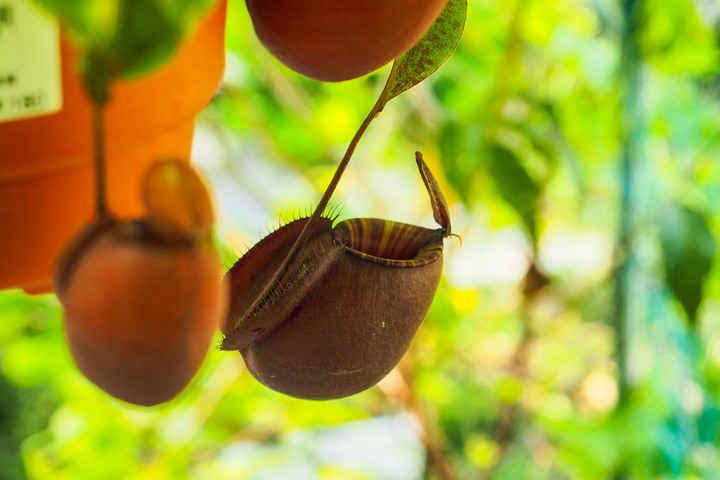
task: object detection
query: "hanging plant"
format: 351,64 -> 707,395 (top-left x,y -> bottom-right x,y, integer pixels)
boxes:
222,0 -> 467,399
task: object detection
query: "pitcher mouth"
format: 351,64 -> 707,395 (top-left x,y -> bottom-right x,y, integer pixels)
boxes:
334,218 -> 444,268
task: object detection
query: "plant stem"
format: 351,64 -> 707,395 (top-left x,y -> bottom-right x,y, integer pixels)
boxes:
236,94 -> 386,324
93,102 -> 109,219
304,102 -> 380,241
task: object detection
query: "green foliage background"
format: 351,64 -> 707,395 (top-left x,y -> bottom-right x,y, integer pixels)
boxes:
3,0 -> 720,478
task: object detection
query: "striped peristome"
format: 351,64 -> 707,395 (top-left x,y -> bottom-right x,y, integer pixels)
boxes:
335,218 -> 444,268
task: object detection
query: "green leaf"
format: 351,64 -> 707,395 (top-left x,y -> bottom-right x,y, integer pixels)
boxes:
486,144 -> 541,242
438,121 -> 476,203
33,0 -> 217,103
377,0 -> 467,108
659,203 -> 716,323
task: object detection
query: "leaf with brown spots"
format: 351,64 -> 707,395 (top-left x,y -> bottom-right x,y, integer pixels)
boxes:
378,0 -> 467,107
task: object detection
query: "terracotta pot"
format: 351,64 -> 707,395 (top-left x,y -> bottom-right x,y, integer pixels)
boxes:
0,1 -> 226,293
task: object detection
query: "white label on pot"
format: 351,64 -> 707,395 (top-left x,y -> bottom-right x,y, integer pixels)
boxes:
0,0 -> 62,123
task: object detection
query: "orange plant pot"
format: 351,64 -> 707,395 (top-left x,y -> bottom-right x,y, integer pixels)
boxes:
0,1 -> 226,294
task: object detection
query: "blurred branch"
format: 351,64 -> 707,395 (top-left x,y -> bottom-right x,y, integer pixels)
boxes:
378,365 -> 457,480
615,0 -> 643,406
612,1 -> 643,478
479,267 -> 541,480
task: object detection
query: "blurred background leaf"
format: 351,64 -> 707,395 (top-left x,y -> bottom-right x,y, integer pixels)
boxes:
33,0 -> 218,100
659,203 -> 716,323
